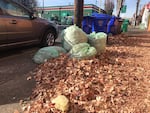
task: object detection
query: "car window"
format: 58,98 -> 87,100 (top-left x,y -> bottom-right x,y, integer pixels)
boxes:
0,8 -> 4,15
0,0 -> 29,18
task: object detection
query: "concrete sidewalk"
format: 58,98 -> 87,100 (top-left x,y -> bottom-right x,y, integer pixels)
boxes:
128,27 -> 150,35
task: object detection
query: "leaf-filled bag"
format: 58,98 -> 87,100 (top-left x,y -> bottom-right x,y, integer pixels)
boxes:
33,46 -> 66,64
88,32 -> 107,54
61,25 -> 88,51
70,43 -> 97,59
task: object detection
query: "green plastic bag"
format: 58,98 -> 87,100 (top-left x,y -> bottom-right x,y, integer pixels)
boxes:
70,43 -> 97,59
62,25 -> 88,51
49,46 -> 67,53
88,32 -> 107,54
60,30 -> 72,51
33,46 -> 66,64
62,39 -> 72,52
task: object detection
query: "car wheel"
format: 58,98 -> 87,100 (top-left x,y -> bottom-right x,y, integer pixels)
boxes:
42,30 -> 56,46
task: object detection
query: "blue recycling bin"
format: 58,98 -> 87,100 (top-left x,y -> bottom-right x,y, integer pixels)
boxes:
115,18 -> 123,34
82,13 -> 112,34
91,13 -> 112,33
107,16 -> 116,34
82,16 -> 95,34
107,17 -> 123,35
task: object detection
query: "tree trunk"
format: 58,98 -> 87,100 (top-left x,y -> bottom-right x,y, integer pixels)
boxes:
104,0 -> 114,15
116,0 -> 124,17
74,0 -> 84,28
135,0 -> 140,26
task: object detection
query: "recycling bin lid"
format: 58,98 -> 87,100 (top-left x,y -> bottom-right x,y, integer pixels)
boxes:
91,12 -> 112,19
83,16 -> 95,19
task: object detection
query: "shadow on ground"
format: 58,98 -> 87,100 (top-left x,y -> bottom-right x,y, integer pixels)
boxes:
0,46 -> 39,107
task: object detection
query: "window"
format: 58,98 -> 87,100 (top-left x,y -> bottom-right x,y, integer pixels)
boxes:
0,8 -> 3,15
0,0 -> 29,18
0,0 -> 6,15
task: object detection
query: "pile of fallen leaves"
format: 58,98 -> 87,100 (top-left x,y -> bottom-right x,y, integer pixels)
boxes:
24,34 -> 150,113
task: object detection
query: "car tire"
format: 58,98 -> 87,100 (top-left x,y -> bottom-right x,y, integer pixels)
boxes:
42,30 -> 56,46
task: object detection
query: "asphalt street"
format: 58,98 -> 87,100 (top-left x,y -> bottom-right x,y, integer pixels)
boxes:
0,25 -> 66,113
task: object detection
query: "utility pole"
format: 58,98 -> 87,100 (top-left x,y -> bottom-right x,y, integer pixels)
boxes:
117,0 -> 124,17
42,0 -> 44,14
99,0 -> 102,13
135,0 -> 140,26
74,0 -> 84,28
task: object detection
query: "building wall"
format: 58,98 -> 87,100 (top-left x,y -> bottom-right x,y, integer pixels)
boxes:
37,4 -> 101,21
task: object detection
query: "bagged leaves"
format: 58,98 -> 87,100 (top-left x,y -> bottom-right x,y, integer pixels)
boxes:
88,32 -> 107,54
33,46 -> 66,64
61,25 -> 88,51
70,43 -> 97,59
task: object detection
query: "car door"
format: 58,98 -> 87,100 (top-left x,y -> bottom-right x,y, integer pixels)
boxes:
0,0 -> 35,44
0,8 -> 7,46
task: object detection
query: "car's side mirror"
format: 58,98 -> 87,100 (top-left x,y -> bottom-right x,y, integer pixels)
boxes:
29,13 -> 36,20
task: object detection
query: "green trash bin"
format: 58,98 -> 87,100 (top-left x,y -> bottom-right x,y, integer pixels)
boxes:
121,19 -> 129,32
